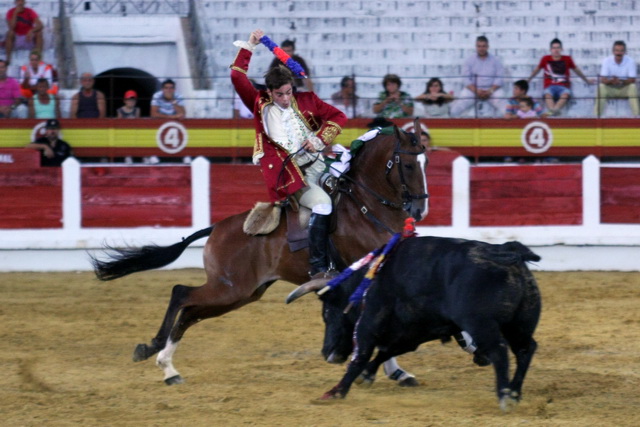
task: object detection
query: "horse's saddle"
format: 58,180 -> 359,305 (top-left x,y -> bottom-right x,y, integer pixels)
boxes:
242,175 -> 342,252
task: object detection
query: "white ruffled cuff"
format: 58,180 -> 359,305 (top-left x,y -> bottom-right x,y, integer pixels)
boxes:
233,40 -> 258,52
309,135 -> 325,152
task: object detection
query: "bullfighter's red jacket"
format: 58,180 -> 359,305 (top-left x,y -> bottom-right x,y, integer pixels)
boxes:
230,46 -> 347,202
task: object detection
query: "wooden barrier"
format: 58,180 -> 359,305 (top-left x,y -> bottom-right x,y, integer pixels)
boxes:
601,166 -> 640,224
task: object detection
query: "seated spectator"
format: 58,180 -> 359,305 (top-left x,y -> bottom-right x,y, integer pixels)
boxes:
516,97 -> 538,119
450,36 -> 507,117
0,58 -> 24,118
25,119 -> 72,167
151,79 -> 185,119
504,80 -> 543,119
28,78 -> 59,119
70,73 -> 106,118
415,77 -> 454,118
268,39 -> 314,92
372,74 -> 414,118
4,0 -> 43,65
329,76 -> 364,119
528,38 -> 595,116
117,90 -> 141,118
18,49 -> 57,98
595,40 -> 639,117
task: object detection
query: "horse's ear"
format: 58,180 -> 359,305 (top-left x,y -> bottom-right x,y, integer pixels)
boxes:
414,117 -> 422,145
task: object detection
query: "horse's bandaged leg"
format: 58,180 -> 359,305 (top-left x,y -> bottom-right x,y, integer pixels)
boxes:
456,330 -> 478,354
156,338 -> 181,381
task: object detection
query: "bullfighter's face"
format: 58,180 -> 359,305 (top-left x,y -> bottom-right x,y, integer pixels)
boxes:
268,83 -> 293,109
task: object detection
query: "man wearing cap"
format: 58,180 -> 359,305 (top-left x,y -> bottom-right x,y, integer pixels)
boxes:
26,119 -> 73,166
231,29 -> 347,279
117,90 -> 141,118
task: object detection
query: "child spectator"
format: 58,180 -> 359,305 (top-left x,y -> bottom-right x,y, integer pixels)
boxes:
4,0 -> 43,65
516,97 -> 538,119
117,90 -> 141,118
0,59 -> 23,118
504,80 -> 543,118
28,78 -> 59,119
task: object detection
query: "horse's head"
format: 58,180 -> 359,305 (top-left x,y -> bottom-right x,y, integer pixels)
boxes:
347,119 -> 429,223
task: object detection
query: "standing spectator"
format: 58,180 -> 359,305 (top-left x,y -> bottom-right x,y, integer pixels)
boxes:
504,80 -> 543,119
25,119 -> 72,166
372,74 -> 414,118
19,49 -> 56,99
70,73 -> 106,118
451,36 -> 507,117
117,90 -> 141,118
329,76 -> 364,119
528,38 -> 595,116
28,78 -> 59,118
415,77 -> 454,118
268,39 -> 314,92
150,79 -> 185,119
0,59 -> 23,118
4,0 -> 43,65
595,40 -> 639,117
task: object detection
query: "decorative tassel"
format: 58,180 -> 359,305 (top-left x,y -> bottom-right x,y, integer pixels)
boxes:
259,35 -> 307,79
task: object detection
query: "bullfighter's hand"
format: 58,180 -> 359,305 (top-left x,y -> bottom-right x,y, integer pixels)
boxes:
249,30 -> 264,45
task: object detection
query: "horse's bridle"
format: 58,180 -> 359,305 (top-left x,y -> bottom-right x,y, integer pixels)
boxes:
338,131 -> 429,232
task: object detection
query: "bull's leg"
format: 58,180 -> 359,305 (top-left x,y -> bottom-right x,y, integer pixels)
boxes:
321,343 -> 376,399
133,284 -> 194,363
504,331 -> 538,400
470,324 -> 515,412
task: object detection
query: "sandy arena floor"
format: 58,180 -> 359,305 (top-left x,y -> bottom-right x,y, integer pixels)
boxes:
1,270 -> 638,426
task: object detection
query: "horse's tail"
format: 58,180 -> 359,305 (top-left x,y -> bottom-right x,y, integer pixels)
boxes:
90,226 -> 215,281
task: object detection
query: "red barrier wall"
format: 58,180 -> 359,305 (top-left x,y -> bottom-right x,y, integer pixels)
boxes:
0,168 -> 62,228
601,167 -> 640,223
210,164 -> 270,223
418,150 -> 458,226
470,164 -> 583,226
81,166 -> 192,227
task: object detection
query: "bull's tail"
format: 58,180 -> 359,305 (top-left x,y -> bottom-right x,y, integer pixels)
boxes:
90,226 -> 215,281
483,241 -> 541,265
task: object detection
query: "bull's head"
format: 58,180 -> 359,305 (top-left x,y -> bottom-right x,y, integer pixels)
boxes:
286,272 -> 365,364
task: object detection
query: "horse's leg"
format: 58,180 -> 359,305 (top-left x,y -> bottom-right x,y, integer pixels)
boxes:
382,357 -> 418,387
155,281 -> 276,385
133,284 -> 194,362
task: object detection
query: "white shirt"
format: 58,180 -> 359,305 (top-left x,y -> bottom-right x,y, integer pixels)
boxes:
263,103 -> 319,166
600,55 -> 637,79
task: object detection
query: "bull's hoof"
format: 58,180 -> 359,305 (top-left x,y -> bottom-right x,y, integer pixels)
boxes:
355,372 -> 375,387
164,375 -> 184,386
132,343 -> 155,362
398,376 -> 419,387
473,353 -> 491,367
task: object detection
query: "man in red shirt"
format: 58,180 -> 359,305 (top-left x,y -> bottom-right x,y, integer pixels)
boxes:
528,38 -> 595,116
5,0 -> 43,65
231,29 -> 347,279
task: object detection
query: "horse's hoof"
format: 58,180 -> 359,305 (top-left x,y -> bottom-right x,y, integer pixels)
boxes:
398,376 -> 419,387
133,343 -> 152,362
499,395 -> 519,412
318,391 -> 344,401
164,375 -> 184,386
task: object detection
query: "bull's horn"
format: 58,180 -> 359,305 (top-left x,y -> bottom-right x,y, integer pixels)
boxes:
285,278 -> 331,304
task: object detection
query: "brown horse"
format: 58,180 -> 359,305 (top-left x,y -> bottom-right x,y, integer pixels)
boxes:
91,122 -> 429,385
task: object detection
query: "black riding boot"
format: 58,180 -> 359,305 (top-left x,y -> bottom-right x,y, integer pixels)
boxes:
308,212 -> 333,279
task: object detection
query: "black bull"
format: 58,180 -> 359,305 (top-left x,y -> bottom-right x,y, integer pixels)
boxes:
288,236 -> 541,412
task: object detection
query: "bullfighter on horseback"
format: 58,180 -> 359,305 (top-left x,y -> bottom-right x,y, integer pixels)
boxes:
231,29 -> 348,279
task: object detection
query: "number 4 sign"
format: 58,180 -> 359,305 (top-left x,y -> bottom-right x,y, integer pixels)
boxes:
521,121 -> 553,154
156,121 -> 189,154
